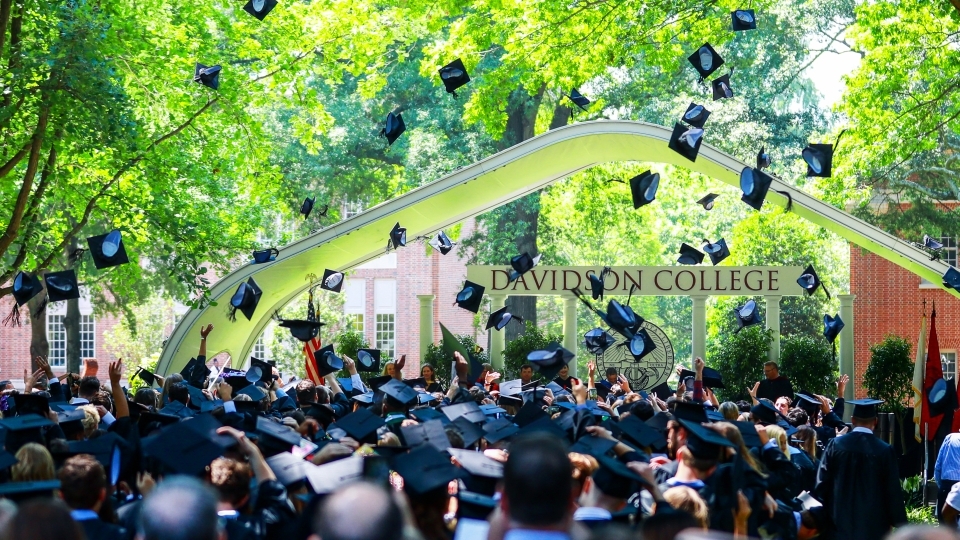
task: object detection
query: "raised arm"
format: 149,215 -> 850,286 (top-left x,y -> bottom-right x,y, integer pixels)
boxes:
198,324 -> 213,358
109,359 -> 130,419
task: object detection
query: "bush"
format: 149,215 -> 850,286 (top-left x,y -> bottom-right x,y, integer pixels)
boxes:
902,476 -> 937,524
423,334 -> 490,385
778,335 -> 838,397
708,326 -> 771,402
502,321 -> 564,380
332,330 -> 374,383
863,335 -> 914,414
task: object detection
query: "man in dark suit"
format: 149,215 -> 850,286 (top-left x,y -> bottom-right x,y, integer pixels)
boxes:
754,361 -> 794,403
59,454 -> 128,540
814,398 -> 907,540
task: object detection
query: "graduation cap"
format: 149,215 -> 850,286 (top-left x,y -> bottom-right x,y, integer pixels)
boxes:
482,418 -> 519,444
56,408 -> 86,439
668,123 -> 703,162
450,417 -> 485,447
448,448 -> 503,484
454,280 -> 485,313
68,434 -> 126,486
507,252 -> 542,282
678,367 -> 725,389
624,329 -> 657,360
181,356 -> 212,388
712,74 -> 733,101
356,348 -> 381,373
279,318 -> 323,342
569,435 -> 618,457
688,43 -> 724,79
440,322 -> 482,382
305,403 -> 336,425
227,278 -> 262,322
251,357 -> 276,384
389,222 -> 407,250
702,238 -> 730,266
650,382 -> 674,401
367,375 -> 394,393
673,401 -> 709,424
185,385 -> 210,409
439,58 -> 470,96
617,414 -> 667,450
334,408 -> 384,443
429,231 -> 455,255
266,452 -> 310,488
678,243 -> 705,265
733,299 -> 762,333
401,419 -> 450,451
380,379 -> 419,406
200,399 -> 225,414
678,418 -> 734,459
739,166 -> 774,211
527,343 -> 574,381
392,446 -> 465,494
584,327 -> 616,355
802,143 -> 833,177
442,401 -> 487,424
236,384 -> 268,402
849,398 -> 883,419
0,480 -> 60,502
314,345 -> 344,377
567,88 -> 591,112
592,454 -> 648,498
138,411 -> 180,435
823,314 -> 844,344
11,271 -> 43,307
486,305 -> 523,331
410,407 -> 446,424
318,269 -> 345,293
751,400 -> 779,425
588,266 -> 611,301
257,416 -> 302,455
243,0 -> 278,19
403,377 -> 428,389
629,171 -> 660,209
380,112 -> 405,145
86,229 -> 129,269
794,391 -> 821,414
44,270 -> 80,303
13,393 -> 50,417
943,266 -> 960,290
300,197 -> 315,218
798,265 -> 831,299
645,411 -> 672,433
193,63 -> 221,90
923,234 -> 944,257
518,416 -> 569,442
682,103 -> 710,129
757,147 -> 772,171
733,421 -> 763,448
695,193 -> 719,211
142,417 -> 235,475
731,9 -> 757,31
513,402 -> 548,428
134,367 -> 159,387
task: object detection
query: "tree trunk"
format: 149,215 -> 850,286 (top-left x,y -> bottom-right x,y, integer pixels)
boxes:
27,289 -> 47,371
64,237 -> 81,373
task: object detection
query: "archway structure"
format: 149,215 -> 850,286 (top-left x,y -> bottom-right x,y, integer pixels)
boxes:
156,120 -> 956,375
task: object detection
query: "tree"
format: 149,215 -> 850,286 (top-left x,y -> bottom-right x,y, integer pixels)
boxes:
863,335 -> 914,415
423,333 -> 490,385
708,327 -> 771,403
501,321 -> 563,380
778,334 -> 838,397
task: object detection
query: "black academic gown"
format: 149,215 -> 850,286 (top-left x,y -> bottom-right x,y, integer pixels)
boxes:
751,444 -> 801,502
78,518 -> 128,540
814,431 -> 908,540
791,448 -> 818,493
757,377 -> 794,403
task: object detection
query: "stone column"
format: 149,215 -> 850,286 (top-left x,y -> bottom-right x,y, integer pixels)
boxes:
563,296 -> 579,378
691,296 -> 708,361
417,295 -> 435,364
765,295 -> 782,362
489,294 -> 507,370
839,294 -> 856,419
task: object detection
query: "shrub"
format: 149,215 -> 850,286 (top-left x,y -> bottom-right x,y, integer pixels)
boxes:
423,334 -> 490,384
502,321 -> 563,380
708,326 -> 771,402
778,335 -> 838,397
863,335 -> 913,415
332,330 -> 374,383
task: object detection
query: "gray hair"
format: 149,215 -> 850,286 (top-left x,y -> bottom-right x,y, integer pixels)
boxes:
139,476 -> 220,540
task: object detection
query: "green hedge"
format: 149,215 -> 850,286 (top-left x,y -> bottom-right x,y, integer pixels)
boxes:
778,334 -> 838,397
708,326 -> 771,402
502,321 -> 564,381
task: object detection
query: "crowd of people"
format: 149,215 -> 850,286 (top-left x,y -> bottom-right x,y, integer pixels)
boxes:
0,324 -> 947,540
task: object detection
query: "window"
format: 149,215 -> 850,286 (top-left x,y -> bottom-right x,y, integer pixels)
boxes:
347,314 -> 365,333
80,315 -> 95,359
943,351 -> 958,381
376,313 -> 396,360
922,237 -> 957,287
253,335 -> 268,359
344,279 -> 366,335
343,200 -> 364,219
47,314 -> 66,368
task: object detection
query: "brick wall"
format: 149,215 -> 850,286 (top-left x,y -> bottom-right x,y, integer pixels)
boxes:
850,245 -> 960,398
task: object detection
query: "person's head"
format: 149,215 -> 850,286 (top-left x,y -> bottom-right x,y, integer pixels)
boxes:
1,499 -> 85,540
558,365 -> 569,379
381,362 -> 396,377
851,414 -> 878,430
0,380 -> 13,391
666,420 -> 688,460
168,382 -> 189,405
135,387 -> 160,409
381,395 -> 410,416
58,454 -> 107,511
795,425 -> 818,458
605,367 -> 618,383
316,384 -> 333,405
703,422 -> 765,476
662,487 -> 709,529
79,405 -> 100,438
503,433 -> 573,528
736,400 -> 752,412
765,424 -> 789,460
420,364 -> 435,381
786,407 -> 809,428
677,446 -> 718,479
628,400 -> 654,421
519,364 -> 534,383
568,452 -> 599,500
774,396 -> 792,416
763,361 -> 780,380
12,443 -> 55,482
209,457 -> 252,509
296,379 -> 318,404
138,476 -> 223,540
640,508 -> 702,540
718,401 -> 739,421
311,482 -> 403,540
77,376 -> 101,399
878,525 -> 958,540
161,373 -> 184,400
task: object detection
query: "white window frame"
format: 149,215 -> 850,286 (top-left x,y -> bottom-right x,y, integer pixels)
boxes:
943,351 -> 958,382
80,314 -> 95,359
374,279 -> 396,360
921,236 -> 957,288
347,313 -> 365,334
253,334 -> 269,360
47,313 -> 66,368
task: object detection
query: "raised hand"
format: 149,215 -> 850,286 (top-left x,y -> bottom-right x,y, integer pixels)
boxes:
395,354 -> 406,372
837,374 -> 849,396
36,356 -> 53,379
200,324 -> 214,338
588,362 -> 596,377
109,358 -> 123,387
748,381 -> 760,401
343,355 -> 358,375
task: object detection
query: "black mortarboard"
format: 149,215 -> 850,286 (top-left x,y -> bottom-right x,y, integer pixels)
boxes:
527,343 -> 574,381
568,88 -> 591,111
442,401 -> 487,424
252,248 -> 278,264
228,278 -> 262,321
678,367 -> 725,389
757,147 -> 772,170
356,349 -> 382,373
625,329 -> 657,360
439,58 -> 470,96
733,299 -> 762,333
335,409 -> 384,443
300,197 -> 315,218
429,230 -> 455,255
139,411 -> 180,435
185,385 -> 209,409
513,402 -> 548,428
0,415 -> 53,453
823,314 -> 844,343
0,480 -> 60,502
592,454 -> 647,499
279,318 -> 324,342
194,63 -> 221,90
266,452 -> 310,488
381,112 -> 405,145
11,271 -> 43,306
13,392 -> 49,417
315,344 -> 344,377
678,243 -> 705,265
389,222 -> 407,249
798,264 -> 830,298
802,143 -> 833,178
451,417 -> 485,447
688,43 -> 723,79
702,238 -> 730,266
712,74 -> 733,101
849,398 -> 883,419
668,123 -> 703,162
320,269 -> 344,293
645,411 -> 672,432
629,171 -> 660,209
454,280 -> 485,313
507,252 -> 542,282
678,418 -> 734,460
142,416 -> 235,475
482,418 -> 519,443
751,400 -> 778,425
569,435 -> 618,457
181,356 -> 212,388
403,377 -> 428,390
392,446 -> 465,494
86,229 -> 129,269
617,414 -> 667,450
739,166 -> 774,211
486,305 -> 522,331
367,375 -> 394,393
236,384 -> 268,402
44,270 -> 80,303
697,193 -> 719,211
584,327 -> 616,355
57,408 -> 86,439
401,419 -> 450,451
200,399 -> 225,414
257,416 -> 302,455
733,421 -> 763,448
458,491 -> 498,520
682,102 -> 710,129
135,367 -> 159,387
588,266 -> 610,301
250,357 -> 276,384
223,370 -> 253,391
731,9 -> 757,31
306,455 -> 363,494
68,433 -> 126,486
673,401 -> 709,424
943,267 -> 960,290
480,404 -> 506,416
518,417 -> 569,441
243,0 -> 278,20
381,379 -> 419,406
410,408 -> 447,423
306,403 -> 336,425
794,391 -> 821,413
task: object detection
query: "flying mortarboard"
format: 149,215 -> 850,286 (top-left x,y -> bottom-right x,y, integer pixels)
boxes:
527,343 -> 574,381
227,278 -> 262,322
823,314 -> 844,344
688,43 -> 724,79
702,238 -> 730,266
320,269 -> 344,293
712,74 -> 734,101
429,231 -> 455,255
682,102 -> 710,129
486,305 -> 523,331
624,329 -> 657,360
678,243 -> 705,265
678,367 -> 726,389
739,166 -> 774,211
250,357 -> 276,384
438,59 -> 470,96
798,264 -> 831,299
588,266 -> 611,301
567,88 -> 591,111
454,280 -> 485,313
507,252 -> 542,282
668,123 -> 703,162
629,171 -> 660,209
380,112 -> 406,145
731,9 -> 757,31
86,229 -> 129,269
243,0 -> 278,20
356,348 -> 382,373
44,270 -> 80,303
279,318 -> 324,342
583,327 -> 616,355
313,345 -> 344,377
943,267 -> 960,290
389,222 -> 407,250
802,143 -> 833,178
11,271 -> 43,307
757,147 -> 772,170
696,193 -> 719,211
733,299 -> 762,333
194,63 -> 221,90
300,197 -> 315,218
135,367 -> 159,387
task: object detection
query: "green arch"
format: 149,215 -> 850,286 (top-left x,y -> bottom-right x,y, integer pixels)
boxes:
156,120 -> 956,375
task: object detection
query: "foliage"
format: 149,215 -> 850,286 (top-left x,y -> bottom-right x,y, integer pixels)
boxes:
423,333 -> 490,386
127,355 -> 160,393
863,335 -> 914,414
902,476 -> 937,525
778,335 -> 838,397
335,331 -> 369,362
102,297 -> 179,365
502,322 -> 564,380
708,327 -> 772,402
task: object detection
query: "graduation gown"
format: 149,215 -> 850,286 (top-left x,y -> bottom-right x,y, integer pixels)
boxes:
756,377 -> 794,403
814,431 -> 907,540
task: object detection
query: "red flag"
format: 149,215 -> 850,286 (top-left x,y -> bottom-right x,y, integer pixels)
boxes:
303,336 -> 323,384
922,308 -> 944,440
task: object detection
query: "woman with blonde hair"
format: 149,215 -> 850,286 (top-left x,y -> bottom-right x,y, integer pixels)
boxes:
80,404 -> 100,438
704,422 -> 766,477
662,486 -> 709,529
765,424 -> 790,460
381,355 -> 406,380
762,424 -> 802,501
11,443 -> 55,482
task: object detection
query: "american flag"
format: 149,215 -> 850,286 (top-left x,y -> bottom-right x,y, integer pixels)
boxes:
303,336 -> 323,384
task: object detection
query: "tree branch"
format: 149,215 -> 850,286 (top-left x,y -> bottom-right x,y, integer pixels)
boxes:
0,0 -> 12,62
0,104 -> 50,260
0,139 -> 31,179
